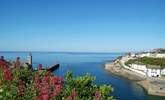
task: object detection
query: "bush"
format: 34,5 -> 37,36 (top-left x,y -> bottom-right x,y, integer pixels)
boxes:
0,61 -> 114,100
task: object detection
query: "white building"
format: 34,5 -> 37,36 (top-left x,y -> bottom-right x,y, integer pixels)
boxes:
138,53 -> 151,57
130,64 -> 147,71
156,54 -> 165,58
128,64 -> 165,77
147,68 -> 161,77
130,53 -> 136,57
137,53 -> 165,58
120,53 -> 165,78
161,69 -> 165,75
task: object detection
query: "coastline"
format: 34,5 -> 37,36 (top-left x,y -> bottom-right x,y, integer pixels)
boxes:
104,62 -> 165,97
104,62 -> 146,81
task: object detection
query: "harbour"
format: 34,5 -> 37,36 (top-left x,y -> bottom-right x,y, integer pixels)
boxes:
1,52 -> 165,100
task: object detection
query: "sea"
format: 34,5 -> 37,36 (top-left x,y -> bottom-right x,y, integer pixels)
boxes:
1,51 -> 165,100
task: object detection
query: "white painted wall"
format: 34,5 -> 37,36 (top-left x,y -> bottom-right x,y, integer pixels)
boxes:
130,53 -> 135,57
156,54 -> 165,58
147,69 -> 161,77
161,69 -> 165,75
138,53 -> 151,57
121,55 -> 165,77
137,53 -> 165,58
120,60 -> 146,76
130,64 -> 147,72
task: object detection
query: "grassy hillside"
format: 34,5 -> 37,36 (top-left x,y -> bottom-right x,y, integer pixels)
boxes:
125,57 -> 165,68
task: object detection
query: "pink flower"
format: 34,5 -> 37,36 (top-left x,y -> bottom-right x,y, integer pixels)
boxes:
3,67 -> 12,81
42,76 -> 49,84
95,90 -> 101,100
18,80 -> 25,97
50,77 -> 58,85
55,84 -> 62,93
0,60 -> 6,68
52,91 -> 57,97
59,77 -> 64,83
40,83 -> 49,96
50,76 -> 63,85
38,64 -> 42,70
35,96 -> 39,100
66,96 -> 72,100
34,73 -> 40,88
72,89 -> 78,97
42,94 -> 48,100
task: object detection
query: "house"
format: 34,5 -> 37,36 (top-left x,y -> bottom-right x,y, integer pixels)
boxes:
121,50 -> 165,78
137,53 -> 155,58
155,54 -> 165,58
147,68 -> 161,77
137,52 -> 165,58
128,64 -> 165,77
161,69 -> 165,75
130,64 -> 147,72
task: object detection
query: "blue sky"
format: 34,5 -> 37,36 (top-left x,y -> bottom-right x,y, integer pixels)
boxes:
0,0 -> 164,52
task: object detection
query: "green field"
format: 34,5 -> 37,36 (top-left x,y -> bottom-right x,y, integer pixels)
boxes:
125,57 -> 165,68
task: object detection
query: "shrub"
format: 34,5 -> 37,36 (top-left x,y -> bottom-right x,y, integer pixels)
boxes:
0,60 -> 114,100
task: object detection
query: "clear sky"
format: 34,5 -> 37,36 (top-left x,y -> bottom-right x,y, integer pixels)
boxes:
0,0 -> 164,52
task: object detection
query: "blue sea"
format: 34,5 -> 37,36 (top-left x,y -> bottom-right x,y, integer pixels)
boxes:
1,52 -> 165,100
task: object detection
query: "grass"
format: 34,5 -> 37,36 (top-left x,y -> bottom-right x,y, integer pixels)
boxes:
125,57 -> 165,68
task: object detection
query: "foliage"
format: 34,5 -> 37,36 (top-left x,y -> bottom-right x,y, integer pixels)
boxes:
63,71 -> 113,100
0,59 -> 114,100
125,57 -> 165,68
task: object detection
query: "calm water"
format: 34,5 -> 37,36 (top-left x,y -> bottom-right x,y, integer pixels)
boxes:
1,52 -> 165,100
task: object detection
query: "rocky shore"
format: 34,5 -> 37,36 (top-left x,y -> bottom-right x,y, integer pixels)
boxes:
104,62 -> 146,81
104,62 -> 165,97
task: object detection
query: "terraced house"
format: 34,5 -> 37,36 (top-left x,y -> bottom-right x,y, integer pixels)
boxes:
121,51 -> 165,78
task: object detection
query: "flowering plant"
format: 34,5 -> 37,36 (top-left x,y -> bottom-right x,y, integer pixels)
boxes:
0,59 -> 114,100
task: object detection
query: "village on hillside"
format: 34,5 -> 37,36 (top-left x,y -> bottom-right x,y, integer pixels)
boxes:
104,48 -> 165,96
116,48 -> 165,78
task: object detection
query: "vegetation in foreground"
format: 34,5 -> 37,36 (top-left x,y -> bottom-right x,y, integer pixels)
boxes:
125,57 -> 165,68
0,57 -> 114,100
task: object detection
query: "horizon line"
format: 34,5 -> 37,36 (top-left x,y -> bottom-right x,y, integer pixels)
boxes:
0,50 -> 128,54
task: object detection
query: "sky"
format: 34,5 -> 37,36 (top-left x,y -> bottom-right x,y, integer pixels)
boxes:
0,0 -> 165,52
